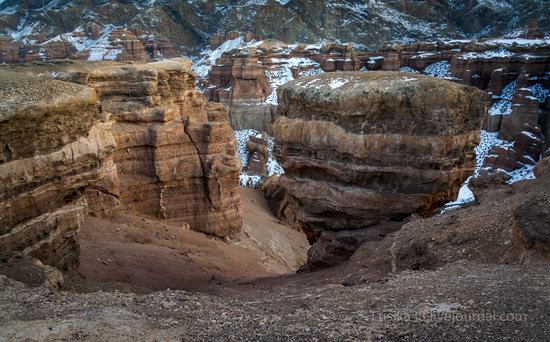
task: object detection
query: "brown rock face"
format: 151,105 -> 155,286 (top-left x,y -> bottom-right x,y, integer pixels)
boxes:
0,59 -> 242,270
0,72 -> 118,270
55,59 -> 243,238
245,135 -> 268,176
265,72 -> 489,267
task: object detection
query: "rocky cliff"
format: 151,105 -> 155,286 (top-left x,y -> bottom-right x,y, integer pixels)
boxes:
203,38 -> 549,187
264,72 -> 490,269
203,39 -> 549,136
0,25 -> 176,64
0,71 -> 117,270
0,59 -> 242,271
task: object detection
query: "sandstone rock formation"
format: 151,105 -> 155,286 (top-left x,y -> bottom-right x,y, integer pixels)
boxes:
264,72 -> 490,269
0,26 -> 176,64
0,71 -> 117,270
245,135 -> 269,177
54,60 -> 243,237
0,59 -> 242,271
203,39 -> 550,138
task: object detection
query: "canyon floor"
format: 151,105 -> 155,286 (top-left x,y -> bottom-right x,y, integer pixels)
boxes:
1,183 -> 550,341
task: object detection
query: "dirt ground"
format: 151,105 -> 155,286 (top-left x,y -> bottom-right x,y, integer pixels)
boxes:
0,182 -> 549,341
65,188 -> 308,294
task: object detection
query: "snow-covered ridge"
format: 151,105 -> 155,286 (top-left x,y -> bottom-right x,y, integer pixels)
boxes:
8,24 -> 127,61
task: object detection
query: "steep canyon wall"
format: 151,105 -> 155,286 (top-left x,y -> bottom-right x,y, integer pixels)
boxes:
0,59 -> 242,270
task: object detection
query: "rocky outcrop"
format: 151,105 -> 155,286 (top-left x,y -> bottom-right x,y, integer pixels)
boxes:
0,59 -> 242,271
0,26 -> 176,64
245,135 -> 269,177
203,39 -> 550,136
54,60 -> 242,237
264,72 -> 489,268
0,71 -> 118,270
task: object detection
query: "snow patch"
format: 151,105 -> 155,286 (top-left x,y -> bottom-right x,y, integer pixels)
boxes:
526,84 -> 549,103
489,80 -> 516,116
329,78 -> 349,89
460,48 -> 514,60
41,24 -> 123,61
399,67 -> 419,73
424,61 -> 451,78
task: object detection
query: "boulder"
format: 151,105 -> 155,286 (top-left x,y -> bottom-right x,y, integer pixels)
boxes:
512,193 -> 550,263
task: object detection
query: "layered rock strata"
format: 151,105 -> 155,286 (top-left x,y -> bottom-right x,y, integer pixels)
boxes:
0,26 -> 176,64
55,60 -> 243,237
204,39 -> 549,138
0,59 -> 242,271
264,72 -> 490,268
0,72 -> 117,270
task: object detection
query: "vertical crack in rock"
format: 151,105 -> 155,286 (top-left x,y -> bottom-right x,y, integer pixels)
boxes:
0,60 -> 242,269
183,121 -> 226,234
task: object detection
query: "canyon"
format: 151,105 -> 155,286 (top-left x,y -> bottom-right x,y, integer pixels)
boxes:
0,14 -> 549,337
203,38 -> 550,136
202,37 -> 550,197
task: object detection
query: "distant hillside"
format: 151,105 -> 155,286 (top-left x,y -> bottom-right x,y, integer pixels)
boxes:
0,0 -> 548,54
